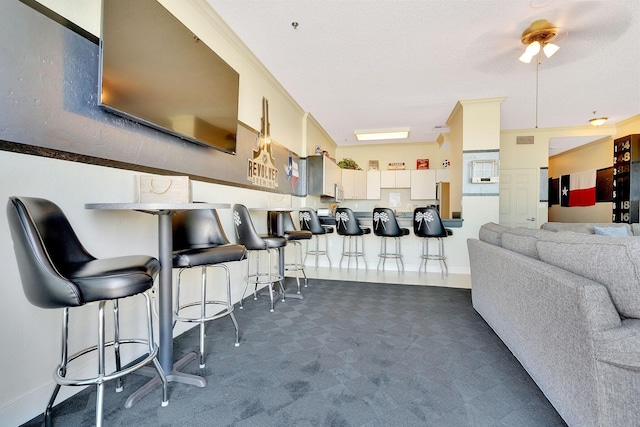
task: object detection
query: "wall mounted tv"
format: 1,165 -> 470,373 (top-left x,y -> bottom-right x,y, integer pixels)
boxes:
99,0 -> 239,154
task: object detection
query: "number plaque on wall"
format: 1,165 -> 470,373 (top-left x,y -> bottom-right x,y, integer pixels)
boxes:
612,134 -> 640,223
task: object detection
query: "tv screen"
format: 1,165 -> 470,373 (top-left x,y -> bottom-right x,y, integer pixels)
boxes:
99,0 -> 239,154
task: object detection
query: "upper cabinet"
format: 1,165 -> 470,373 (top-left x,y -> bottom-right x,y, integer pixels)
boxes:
341,169 -> 367,199
435,168 -> 450,183
307,155 -> 342,197
366,170 -> 381,199
410,170 -> 437,199
380,170 -> 411,188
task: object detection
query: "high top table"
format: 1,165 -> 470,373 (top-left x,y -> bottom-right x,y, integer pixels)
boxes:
85,202 -> 229,407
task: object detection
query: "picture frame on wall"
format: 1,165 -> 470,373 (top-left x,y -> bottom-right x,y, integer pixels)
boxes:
596,166 -> 614,202
368,160 -> 379,170
416,159 -> 430,170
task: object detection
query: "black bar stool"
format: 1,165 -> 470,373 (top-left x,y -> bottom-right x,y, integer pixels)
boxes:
6,197 -> 168,427
172,209 -> 247,368
232,204 -> 287,312
413,206 -> 452,277
335,207 -> 371,269
299,208 -> 334,267
268,211 -> 312,293
372,207 -> 410,271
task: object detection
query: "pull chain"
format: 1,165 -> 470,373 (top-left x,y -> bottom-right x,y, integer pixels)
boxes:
535,54 -> 540,129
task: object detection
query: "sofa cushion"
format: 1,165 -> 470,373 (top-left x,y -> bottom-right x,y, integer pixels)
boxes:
541,222 -> 632,235
537,231 -> 640,318
478,222 -> 509,247
594,225 -> 631,237
501,228 -> 553,260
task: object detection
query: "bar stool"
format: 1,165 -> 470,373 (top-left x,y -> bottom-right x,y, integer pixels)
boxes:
6,197 -> 168,427
268,211 -> 312,293
232,204 -> 287,312
172,209 -> 247,368
335,207 -> 371,269
413,206 -> 452,277
372,207 -> 410,271
299,208 -> 334,267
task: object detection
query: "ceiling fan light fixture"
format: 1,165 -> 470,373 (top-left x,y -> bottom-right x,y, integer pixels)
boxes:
543,42 -> 559,58
519,41 -> 541,63
518,51 -> 533,63
526,41 -> 541,56
589,117 -> 608,127
589,111 -> 608,127
354,127 -> 410,141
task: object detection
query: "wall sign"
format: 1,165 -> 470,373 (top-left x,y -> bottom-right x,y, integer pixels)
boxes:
248,98 -> 279,189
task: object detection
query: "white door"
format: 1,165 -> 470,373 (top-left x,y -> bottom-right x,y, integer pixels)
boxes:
500,168 -> 538,228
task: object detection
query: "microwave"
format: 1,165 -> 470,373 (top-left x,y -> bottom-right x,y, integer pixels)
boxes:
334,184 -> 344,203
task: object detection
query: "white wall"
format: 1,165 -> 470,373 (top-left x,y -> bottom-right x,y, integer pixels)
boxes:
336,141 -> 449,173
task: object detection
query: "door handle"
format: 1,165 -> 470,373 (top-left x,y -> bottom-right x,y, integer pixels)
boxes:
526,217 -> 535,221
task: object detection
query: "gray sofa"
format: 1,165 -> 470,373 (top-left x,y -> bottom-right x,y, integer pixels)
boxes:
468,222 -> 640,427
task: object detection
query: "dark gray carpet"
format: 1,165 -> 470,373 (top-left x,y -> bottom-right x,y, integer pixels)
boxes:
22,279 -> 567,426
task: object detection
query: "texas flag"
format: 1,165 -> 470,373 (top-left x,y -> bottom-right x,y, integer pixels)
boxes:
568,169 -> 596,207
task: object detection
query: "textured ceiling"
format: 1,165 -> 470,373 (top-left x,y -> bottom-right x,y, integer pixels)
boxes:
207,0 -> 640,152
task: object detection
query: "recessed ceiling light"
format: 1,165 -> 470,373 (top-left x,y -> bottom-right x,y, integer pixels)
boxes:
354,127 -> 410,141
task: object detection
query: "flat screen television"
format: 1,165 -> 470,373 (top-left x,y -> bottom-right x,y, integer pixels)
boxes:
99,0 -> 239,154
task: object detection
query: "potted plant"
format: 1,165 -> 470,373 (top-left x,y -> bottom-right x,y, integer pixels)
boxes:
337,158 -> 361,170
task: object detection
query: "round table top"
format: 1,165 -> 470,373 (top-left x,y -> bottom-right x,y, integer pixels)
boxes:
248,207 -> 300,212
85,202 -> 230,211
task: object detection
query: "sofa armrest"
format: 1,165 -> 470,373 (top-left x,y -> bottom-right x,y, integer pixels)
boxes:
595,319 -> 640,370
582,285 -> 622,332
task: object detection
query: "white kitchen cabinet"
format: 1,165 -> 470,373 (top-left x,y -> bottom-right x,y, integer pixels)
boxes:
410,169 -> 437,199
341,169 -> 367,199
435,168 -> 450,183
380,170 -> 411,188
395,170 -> 411,188
366,170 -> 380,199
380,171 -> 395,188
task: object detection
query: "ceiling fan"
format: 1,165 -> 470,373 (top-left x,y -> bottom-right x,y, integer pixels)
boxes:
518,19 -> 560,63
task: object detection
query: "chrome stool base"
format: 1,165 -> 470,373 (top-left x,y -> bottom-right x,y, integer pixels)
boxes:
285,240 -> 308,293
339,235 -> 368,270
304,233 -> 331,267
240,249 -> 285,312
377,236 -> 404,271
175,264 -> 240,369
46,293 -> 168,427
419,237 -> 448,277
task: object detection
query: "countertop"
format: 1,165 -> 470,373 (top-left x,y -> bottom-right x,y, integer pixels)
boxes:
319,212 -> 463,228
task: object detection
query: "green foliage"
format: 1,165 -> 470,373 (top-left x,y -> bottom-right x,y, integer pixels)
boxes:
337,158 -> 361,170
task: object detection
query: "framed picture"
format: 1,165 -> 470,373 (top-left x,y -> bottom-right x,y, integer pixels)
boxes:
368,160 -> 379,170
416,159 -> 430,170
596,166 -> 614,202
388,162 -> 405,170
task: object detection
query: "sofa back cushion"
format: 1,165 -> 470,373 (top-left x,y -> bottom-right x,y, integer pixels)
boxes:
478,222 -> 509,247
537,231 -> 640,318
541,222 -> 632,235
501,228 -> 553,260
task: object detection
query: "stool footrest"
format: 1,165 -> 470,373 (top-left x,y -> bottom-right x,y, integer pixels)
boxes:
175,300 -> 234,323
55,340 -> 159,387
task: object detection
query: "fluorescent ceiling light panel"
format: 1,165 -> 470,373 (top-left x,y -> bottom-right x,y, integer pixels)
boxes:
355,127 -> 410,141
